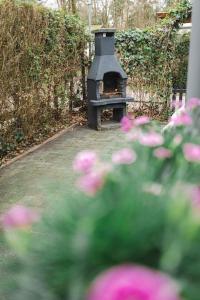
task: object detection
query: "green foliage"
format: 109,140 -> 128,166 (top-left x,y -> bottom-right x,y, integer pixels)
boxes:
1,109 -> 200,300
115,0 -> 191,117
116,27 -> 175,90
172,33 -> 190,89
167,0 -> 192,25
0,0 -> 87,163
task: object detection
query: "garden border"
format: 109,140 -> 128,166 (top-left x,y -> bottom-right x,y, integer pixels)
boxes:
0,123 -> 78,171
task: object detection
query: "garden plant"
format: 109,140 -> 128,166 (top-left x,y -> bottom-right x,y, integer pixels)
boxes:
1,99 -> 200,300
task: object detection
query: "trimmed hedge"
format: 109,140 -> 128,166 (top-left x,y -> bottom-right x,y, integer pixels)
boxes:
0,0 -> 87,163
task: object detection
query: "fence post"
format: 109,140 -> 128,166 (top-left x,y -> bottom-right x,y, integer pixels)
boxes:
186,0 -> 200,129
187,0 -> 200,100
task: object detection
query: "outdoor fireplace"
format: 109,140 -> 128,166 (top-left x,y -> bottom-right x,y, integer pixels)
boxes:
87,29 -> 133,130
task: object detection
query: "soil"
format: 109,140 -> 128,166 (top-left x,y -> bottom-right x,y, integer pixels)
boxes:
0,111 -> 87,167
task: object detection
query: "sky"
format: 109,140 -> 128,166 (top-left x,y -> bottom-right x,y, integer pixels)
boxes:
43,0 -> 166,10
43,0 -> 58,9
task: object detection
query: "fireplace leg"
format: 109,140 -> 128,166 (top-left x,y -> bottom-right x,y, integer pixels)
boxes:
88,106 -> 101,130
113,105 -> 126,122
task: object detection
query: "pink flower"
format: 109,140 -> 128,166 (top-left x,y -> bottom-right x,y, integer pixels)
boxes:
77,170 -> 105,196
139,132 -> 164,147
171,110 -> 192,126
112,148 -> 137,165
121,116 -> 133,132
87,264 -> 181,300
173,135 -> 182,146
187,98 -> 200,110
183,143 -> 200,162
171,100 -> 182,109
134,116 -> 150,126
153,147 -> 172,159
2,205 -> 39,230
126,130 -> 140,142
73,151 -> 97,174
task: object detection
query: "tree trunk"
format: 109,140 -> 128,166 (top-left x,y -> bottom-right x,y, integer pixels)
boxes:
93,0 -> 97,24
71,0 -> 76,14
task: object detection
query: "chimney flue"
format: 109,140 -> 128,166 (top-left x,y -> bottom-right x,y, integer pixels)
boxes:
94,29 -> 115,56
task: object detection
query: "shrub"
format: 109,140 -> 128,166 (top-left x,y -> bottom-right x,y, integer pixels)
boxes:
172,33 -> 190,89
0,0 -> 87,163
115,0 -> 191,118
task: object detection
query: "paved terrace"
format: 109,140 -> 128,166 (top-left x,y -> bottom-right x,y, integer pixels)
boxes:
0,126 -> 129,297
0,126 -> 128,214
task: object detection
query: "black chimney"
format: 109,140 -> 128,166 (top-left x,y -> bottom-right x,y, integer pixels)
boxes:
87,29 -> 133,130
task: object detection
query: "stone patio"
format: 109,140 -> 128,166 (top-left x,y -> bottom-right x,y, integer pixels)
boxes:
0,126 -> 129,296
0,126 -> 128,214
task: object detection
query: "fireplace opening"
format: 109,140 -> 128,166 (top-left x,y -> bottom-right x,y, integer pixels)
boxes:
100,72 -> 122,99
101,108 -> 113,123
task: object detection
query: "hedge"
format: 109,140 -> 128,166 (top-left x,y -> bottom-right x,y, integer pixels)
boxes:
0,0 -> 87,163
115,0 -> 191,118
